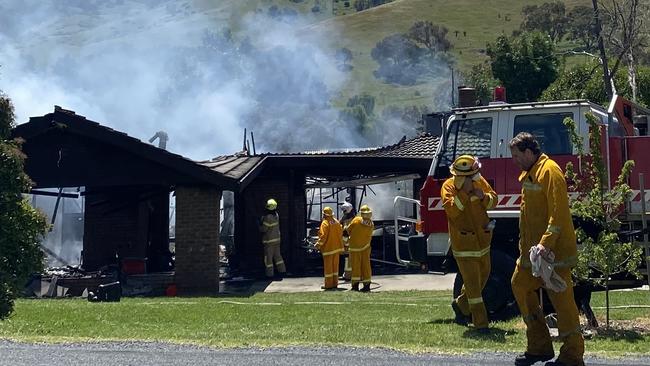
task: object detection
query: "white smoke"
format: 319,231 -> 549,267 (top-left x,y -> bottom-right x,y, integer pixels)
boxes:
0,0 -> 373,159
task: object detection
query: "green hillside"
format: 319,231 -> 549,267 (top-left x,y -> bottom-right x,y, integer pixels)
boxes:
299,0 -> 593,111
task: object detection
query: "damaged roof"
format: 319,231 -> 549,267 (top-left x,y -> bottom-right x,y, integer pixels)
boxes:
12,106 -> 239,190
199,133 -> 439,188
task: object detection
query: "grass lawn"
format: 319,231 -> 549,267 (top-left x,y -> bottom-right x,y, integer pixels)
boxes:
1,289 -> 648,357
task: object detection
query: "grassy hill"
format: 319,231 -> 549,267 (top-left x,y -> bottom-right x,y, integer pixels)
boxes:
297,0 -> 594,112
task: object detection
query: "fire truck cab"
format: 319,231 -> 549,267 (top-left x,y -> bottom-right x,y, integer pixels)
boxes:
395,94 -> 650,320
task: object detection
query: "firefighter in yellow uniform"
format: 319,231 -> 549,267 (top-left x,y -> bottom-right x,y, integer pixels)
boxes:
441,155 -> 497,332
316,207 -> 344,290
259,198 -> 286,279
347,204 -> 374,292
509,132 -> 584,366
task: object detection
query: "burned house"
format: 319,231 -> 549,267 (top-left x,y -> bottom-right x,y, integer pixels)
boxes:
13,106 -> 439,294
201,135 -> 439,277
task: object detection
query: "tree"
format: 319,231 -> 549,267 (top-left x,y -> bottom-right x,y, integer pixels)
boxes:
486,31 -> 560,103
371,33 -> 426,85
566,5 -> 599,51
591,0 -> 647,101
0,93 -> 48,320
564,113 -> 643,328
335,47 -> 353,72
407,21 -> 451,55
541,61 -> 650,107
520,1 -> 568,42
462,62 -> 500,105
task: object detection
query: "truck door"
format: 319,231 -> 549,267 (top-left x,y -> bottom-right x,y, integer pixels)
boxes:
503,109 -> 578,195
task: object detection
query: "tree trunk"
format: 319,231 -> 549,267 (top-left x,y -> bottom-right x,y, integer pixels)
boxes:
592,0 -> 614,101
605,279 -> 610,329
628,51 -> 637,102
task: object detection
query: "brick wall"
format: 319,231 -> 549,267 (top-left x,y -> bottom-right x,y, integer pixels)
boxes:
175,185 -> 221,295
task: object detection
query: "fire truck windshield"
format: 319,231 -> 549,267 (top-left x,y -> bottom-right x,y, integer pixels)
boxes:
442,117 -> 492,164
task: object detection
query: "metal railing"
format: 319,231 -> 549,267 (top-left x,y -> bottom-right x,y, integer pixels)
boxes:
393,196 -> 422,267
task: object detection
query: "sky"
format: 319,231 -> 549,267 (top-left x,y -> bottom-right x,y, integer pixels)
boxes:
0,0 -> 379,160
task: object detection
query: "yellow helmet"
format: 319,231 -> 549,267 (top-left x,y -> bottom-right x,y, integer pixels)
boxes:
450,155 -> 481,176
265,198 -> 278,210
322,206 -> 333,216
359,205 -> 372,214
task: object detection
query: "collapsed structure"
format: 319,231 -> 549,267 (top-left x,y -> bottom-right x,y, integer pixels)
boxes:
13,106 -> 437,295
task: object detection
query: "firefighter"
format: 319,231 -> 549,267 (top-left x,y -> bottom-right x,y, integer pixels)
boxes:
441,155 -> 497,332
509,132 -> 584,366
316,206 -> 344,290
347,204 -> 374,292
259,198 -> 286,279
340,201 -> 356,281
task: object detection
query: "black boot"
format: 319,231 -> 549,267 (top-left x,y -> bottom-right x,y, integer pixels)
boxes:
351,283 -> 360,291
360,283 -> 371,292
514,352 -> 554,366
451,301 -> 471,326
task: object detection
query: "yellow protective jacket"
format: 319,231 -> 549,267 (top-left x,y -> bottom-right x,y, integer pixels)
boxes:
260,212 -> 281,245
518,154 -> 577,268
347,216 -> 374,251
441,176 -> 497,257
317,217 -> 344,256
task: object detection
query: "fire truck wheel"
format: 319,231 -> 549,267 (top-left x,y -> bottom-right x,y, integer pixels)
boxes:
452,250 -> 519,322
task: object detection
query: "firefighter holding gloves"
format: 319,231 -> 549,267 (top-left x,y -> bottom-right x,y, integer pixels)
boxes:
509,132 -> 584,366
316,207 -> 344,290
441,155 -> 497,333
347,204 -> 374,292
259,198 -> 286,279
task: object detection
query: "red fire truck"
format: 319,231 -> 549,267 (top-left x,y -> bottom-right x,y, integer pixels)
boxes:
394,92 -> 650,320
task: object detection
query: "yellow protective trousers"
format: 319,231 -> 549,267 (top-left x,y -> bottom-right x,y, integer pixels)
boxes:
512,264 -> 584,365
350,245 -> 371,286
322,251 -> 340,289
454,254 -> 491,329
263,243 -> 286,277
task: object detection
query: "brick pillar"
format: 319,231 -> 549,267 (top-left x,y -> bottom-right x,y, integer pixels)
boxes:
175,186 -> 221,295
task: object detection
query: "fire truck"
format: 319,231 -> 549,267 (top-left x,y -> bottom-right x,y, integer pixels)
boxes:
394,90 -> 650,320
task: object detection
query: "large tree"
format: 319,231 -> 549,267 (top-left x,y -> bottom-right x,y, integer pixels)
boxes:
406,21 -> 451,55
486,31 -> 560,103
541,60 -> 650,107
520,1 -> 568,42
0,93 -> 48,320
566,5 -> 599,51
592,0 -> 647,101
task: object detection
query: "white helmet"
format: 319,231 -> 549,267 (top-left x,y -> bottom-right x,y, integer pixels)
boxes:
341,202 -> 353,214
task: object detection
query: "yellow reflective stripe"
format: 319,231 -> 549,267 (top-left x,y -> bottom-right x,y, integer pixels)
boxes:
263,238 -> 281,244
321,248 -> 344,256
351,276 -> 361,281
454,196 -> 465,211
468,297 -> 483,305
470,196 -> 479,202
520,255 -> 576,268
275,260 -> 284,265
265,264 -> 273,268
523,181 -> 542,191
546,224 -> 561,234
349,244 -> 371,252
486,194 -> 495,209
324,272 -> 338,278
452,246 -> 490,258
263,221 -> 278,227
559,326 -> 581,339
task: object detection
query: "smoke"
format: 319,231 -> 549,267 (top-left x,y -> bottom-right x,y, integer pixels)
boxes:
0,0 -> 376,159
